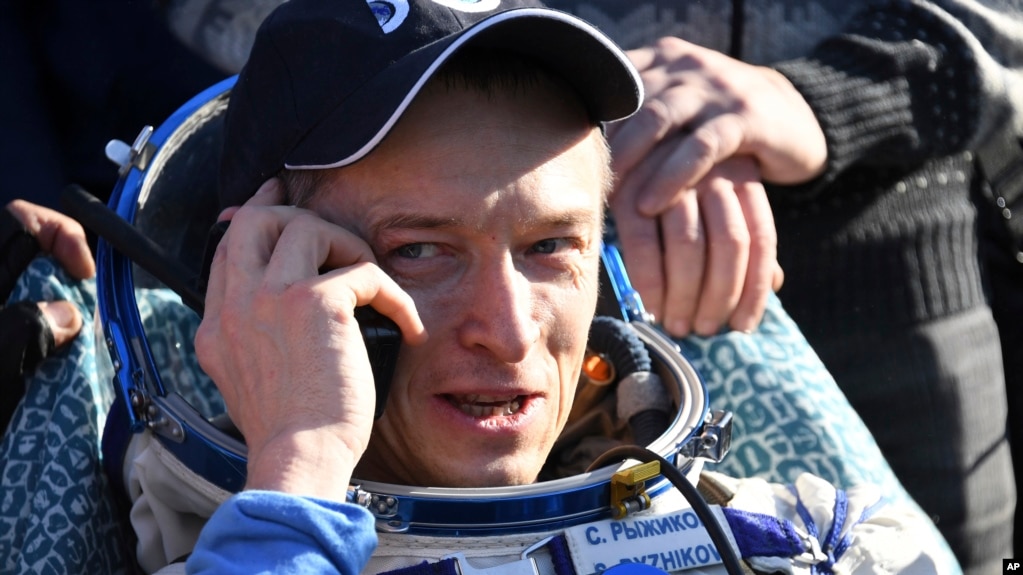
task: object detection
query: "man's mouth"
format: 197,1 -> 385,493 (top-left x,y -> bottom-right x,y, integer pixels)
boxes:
446,394 -> 526,417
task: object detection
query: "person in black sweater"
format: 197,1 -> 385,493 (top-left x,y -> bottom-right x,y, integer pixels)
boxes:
0,0 -> 227,210
540,1 -> 1023,573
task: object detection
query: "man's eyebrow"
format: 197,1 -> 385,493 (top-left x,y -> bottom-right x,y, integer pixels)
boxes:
370,209 -> 601,236
530,209 -> 603,230
370,213 -> 461,236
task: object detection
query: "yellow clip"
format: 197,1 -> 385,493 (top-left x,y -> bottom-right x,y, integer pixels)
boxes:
610,460 -> 660,519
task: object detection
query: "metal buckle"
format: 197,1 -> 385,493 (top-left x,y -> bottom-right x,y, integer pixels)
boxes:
677,410 -> 732,464
444,553 -> 540,575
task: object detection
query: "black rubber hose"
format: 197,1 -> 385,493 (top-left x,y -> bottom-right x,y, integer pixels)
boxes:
587,315 -> 650,374
587,316 -> 669,445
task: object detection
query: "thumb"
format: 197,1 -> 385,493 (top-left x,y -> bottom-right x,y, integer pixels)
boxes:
38,300 -> 84,348
0,300 -> 82,382
772,261 -> 785,292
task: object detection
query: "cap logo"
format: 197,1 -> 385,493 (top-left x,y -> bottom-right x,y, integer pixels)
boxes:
367,0 -> 410,33
430,0 -> 501,13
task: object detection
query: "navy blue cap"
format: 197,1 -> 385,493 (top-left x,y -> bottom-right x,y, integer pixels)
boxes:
219,0 -> 642,207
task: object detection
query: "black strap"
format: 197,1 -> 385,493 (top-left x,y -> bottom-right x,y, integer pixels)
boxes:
60,184 -> 206,314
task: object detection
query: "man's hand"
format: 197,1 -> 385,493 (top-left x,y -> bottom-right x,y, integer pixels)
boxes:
6,199 -> 95,280
1,200 -> 94,373
1,199 -> 94,429
194,180 -> 426,500
607,37 -> 822,336
609,156 -> 780,336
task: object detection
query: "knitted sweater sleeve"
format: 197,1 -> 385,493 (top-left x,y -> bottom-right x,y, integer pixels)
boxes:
185,491 -> 378,575
771,0 -> 1023,195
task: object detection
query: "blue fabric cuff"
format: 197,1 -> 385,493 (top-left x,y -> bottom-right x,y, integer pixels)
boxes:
187,491 -> 378,575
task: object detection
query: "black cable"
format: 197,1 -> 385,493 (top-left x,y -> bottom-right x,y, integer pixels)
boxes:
588,445 -> 746,575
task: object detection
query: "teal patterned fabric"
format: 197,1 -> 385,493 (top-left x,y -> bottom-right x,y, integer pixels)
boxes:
684,294 -> 909,496
135,289 -> 223,420
0,258 -> 125,575
1,258 -> 951,573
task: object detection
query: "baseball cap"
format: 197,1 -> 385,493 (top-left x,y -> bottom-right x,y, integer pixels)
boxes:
219,0 -> 643,207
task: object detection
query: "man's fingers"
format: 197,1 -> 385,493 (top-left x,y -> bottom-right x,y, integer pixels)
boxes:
772,262 -> 785,292
317,264 -> 428,345
614,216 -> 667,323
203,197 -> 421,348
262,212 -> 377,289
612,129 -> 693,227
608,98 -> 675,180
688,174 -> 748,336
624,36 -> 701,75
218,202 -> 371,288
204,205 -> 369,334
216,178 -> 286,223
657,193 -> 704,336
248,178 -> 287,207
205,180 -> 293,317
609,85 -> 703,180
624,44 -> 661,73
637,113 -> 746,216
728,177 -> 777,333
6,200 -> 95,279
47,225 -> 95,280
608,177 -> 667,321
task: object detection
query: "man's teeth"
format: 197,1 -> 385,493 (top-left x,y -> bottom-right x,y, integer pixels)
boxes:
452,394 -> 523,417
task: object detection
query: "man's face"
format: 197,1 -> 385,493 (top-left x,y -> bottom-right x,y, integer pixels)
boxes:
307,78 -> 608,487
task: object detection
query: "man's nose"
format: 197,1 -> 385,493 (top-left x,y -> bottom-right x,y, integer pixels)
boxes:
456,255 -> 541,363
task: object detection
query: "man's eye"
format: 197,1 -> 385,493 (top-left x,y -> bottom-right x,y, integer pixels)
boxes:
396,243 -> 438,258
531,238 -> 571,255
